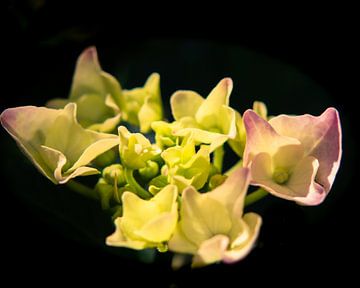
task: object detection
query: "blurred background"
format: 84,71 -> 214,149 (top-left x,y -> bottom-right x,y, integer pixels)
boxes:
1,1 -> 357,286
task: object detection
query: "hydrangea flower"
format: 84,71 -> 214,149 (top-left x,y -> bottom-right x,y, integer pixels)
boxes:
161,139 -> 211,192
170,78 -> 237,152
168,168 -> 262,267
0,103 -> 119,183
106,185 -> 178,250
243,108 -> 342,205
118,126 -> 161,170
122,73 -> 163,133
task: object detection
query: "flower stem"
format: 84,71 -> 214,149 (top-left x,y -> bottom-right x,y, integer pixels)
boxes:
213,146 -> 224,173
224,160 -> 243,176
124,168 -> 152,199
245,188 -> 268,206
66,180 -> 99,200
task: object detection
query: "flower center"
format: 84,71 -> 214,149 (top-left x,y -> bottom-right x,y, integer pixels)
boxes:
273,168 -> 289,184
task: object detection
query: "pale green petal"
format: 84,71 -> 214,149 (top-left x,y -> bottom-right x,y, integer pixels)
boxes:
136,212 -> 177,243
46,98 -> 70,109
181,187 -> 232,246
144,73 -> 161,102
75,94 -> 114,127
173,128 -> 228,152
168,225 -> 198,254
70,47 -> 106,100
106,218 -> 148,250
151,184 -> 178,212
192,235 -> 229,268
228,110 -> 246,156
138,97 -> 162,133
45,103 -> 118,165
118,185 -> 178,246
100,71 -> 124,110
69,138 -> 119,171
195,78 -> 233,129
161,146 -> 182,167
170,174 -> 194,192
118,126 -> 160,169
170,90 -> 204,121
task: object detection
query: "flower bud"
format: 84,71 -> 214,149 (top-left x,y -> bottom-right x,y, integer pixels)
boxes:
139,160 -> 159,181
102,164 -> 126,186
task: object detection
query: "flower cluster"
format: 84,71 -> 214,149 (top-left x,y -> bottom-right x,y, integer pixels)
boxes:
0,47 -> 342,268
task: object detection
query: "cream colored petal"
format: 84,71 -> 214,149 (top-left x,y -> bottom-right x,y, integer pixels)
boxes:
208,167 -> 250,218
59,166 -> 100,184
100,71 -> 124,110
88,113 -> 121,133
223,213 -> 262,263
69,137 -> 119,171
170,90 -> 204,121
181,187 -> 232,246
192,235 -> 230,268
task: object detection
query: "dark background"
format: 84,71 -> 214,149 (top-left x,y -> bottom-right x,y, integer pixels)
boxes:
1,1 -> 357,286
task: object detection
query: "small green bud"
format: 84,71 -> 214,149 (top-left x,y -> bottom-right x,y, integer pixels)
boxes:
157,242 -> 168,253
95,178 -> 114,210
102,164 -> 126,186
273,167 -> 290,184
139,160 -> 159,181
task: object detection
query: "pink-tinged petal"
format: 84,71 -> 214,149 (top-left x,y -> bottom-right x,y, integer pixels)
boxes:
1,104 -> 118,184
223,213 -> 262,264
269,108 -> 342,192
251,153 -> 326,205
208,167 -> 250,218
243,110 -> 300,167
192,235 -> 230,268
0,106 -> 63,183
170,90 -> 204,121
